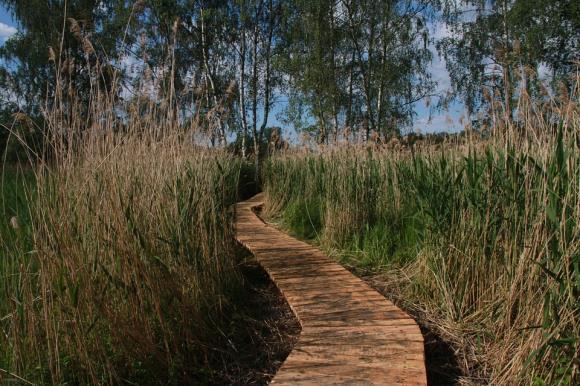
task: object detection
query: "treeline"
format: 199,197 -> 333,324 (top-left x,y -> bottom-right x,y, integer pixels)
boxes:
0,0 -> 578,158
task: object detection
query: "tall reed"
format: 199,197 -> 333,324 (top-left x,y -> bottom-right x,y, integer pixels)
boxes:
1,26 -> 244,384
262,103 -> 578,384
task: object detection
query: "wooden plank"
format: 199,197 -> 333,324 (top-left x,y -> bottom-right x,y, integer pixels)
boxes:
297,326 -> 425,344
282,289 -> 395,306
275,275 -> 364,288
234,193 -> 427,385
289,291 -> 389,306
296,308 -> 413,323
278,281 -> 379,293
291,300 -> 405,316
272,366 -> 426,385
268,267 -> 348,279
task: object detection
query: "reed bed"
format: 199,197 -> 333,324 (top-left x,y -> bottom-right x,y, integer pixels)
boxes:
0,42 -> 247,385
2,152 -> 244,384
262,122 -> 578,383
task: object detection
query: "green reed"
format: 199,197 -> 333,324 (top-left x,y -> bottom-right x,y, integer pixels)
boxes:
262,133 -> 578,384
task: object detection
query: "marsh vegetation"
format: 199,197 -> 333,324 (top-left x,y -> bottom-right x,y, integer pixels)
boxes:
1,0 -> 578,384
262,108 -> 579,384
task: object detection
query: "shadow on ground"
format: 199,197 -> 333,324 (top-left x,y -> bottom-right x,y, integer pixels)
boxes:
418,322 -> 464,385
359,270 -> 464,386
212,245 -> 301,385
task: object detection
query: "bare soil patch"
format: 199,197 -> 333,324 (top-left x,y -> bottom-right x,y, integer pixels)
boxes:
210,246 -> 301,385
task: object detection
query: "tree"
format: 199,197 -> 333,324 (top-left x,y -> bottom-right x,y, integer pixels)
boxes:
0,0 -> 135,115
438,0 -> 579,120
128,0 -> 238,145
278,0 -> 435,142
235,0 -> 280,163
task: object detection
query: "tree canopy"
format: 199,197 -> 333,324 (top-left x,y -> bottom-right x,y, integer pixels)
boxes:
0,0 -> 577,155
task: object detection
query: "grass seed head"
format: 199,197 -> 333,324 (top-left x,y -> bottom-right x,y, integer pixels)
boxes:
9,216 -> 19,230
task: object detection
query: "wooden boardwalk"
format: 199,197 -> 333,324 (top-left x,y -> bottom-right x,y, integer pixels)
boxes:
235,194 -> 427,385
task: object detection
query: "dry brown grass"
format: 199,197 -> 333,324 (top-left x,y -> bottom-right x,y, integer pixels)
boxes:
262,76 -> 579,385
0,24 -> 248,384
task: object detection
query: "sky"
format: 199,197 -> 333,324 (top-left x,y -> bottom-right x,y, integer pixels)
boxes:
408,20 -> 464,135
0,6 -> 16,42
0,4 -> 465,135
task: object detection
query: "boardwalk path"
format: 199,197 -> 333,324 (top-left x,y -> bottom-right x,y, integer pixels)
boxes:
235,193 -> 427,385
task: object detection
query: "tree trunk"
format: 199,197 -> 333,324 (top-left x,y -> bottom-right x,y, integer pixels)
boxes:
376,28 -> 387,137
329,1 -> 339,143
343,0 -> 376,140
501,0 -> 512,128
255,0 -> 275,179
346,51 -> 354,132
200,7 -> 225,146
251,19 -> 259,159
250,3 -> 261,179
238,25 -> 248,158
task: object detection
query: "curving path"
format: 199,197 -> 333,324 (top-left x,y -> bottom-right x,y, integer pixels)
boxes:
235,193 -> 427,385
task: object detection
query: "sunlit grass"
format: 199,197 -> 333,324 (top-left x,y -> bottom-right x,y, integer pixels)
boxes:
262,127 -> 579,384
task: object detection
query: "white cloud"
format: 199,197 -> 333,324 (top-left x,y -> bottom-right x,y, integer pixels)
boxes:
429,21 -> 453,94
430,53 -> 451,93
0,22 -> 17,40
413,109 -> 463,134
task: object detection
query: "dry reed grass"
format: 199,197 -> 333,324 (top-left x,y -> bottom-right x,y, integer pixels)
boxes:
262,76 -> 579,384
1,19 -> 245,384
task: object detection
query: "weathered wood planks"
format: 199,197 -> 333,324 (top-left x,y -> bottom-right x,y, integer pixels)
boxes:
235,193 -> 427,385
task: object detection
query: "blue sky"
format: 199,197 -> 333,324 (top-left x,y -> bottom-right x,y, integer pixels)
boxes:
412,20 -> 464,134
0,4 -> 465,135
0,5 -> 16,41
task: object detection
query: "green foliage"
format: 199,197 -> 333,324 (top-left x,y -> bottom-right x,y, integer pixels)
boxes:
0,0 -> 133,114
1,0 -> 577,152
0,111 -> 44,163
439,0 -> 579,114
282,197 -> 324,240
0,168 -> 35,372
278,0 -> 434,140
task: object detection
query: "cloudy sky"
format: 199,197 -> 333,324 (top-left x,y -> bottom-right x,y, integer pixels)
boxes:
0,4 -> 465,134
0,21 -> 15,41
0,2 -> 15,39
411,21 -> 463,134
